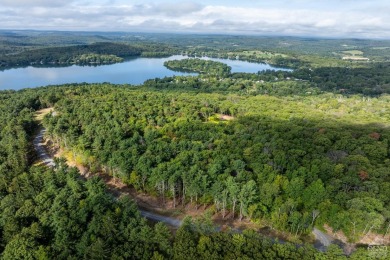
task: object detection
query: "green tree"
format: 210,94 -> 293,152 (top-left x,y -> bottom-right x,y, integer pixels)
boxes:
238,180 -> 257,221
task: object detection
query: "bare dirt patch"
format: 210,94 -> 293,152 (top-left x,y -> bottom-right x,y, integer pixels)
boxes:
217,114 -> 235,121
324,224 -> 390,247
34,107 -> 53,122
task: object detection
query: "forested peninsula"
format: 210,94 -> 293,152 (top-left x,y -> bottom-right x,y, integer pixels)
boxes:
0,42 -> 174,69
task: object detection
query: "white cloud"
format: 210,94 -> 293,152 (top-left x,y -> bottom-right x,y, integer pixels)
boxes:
0,0 -> 73,7
0,1 -> 389,38
148,2 -> 203,17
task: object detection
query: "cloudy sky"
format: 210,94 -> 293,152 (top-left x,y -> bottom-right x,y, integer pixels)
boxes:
1,0 -> 389,38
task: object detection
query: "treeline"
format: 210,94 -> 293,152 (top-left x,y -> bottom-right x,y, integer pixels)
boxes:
292,63 -> 390,95
42,84 -> 390,243
144,74 -> 321,96
157,61 -> 390,96
164,58 -> 231,77
249,62 -> 390,95
0,42 -> 176,69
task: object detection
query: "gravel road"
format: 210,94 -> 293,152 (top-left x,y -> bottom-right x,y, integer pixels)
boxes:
33,128 -> 55,167
139,210 -> 182,227
33,127 -> 182,227
34,126 -> 337,251
313,228 -> 334,251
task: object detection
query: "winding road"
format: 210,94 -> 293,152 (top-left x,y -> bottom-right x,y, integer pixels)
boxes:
33,128 -> 55,168
313,228 -> 333,251
33,126 -> 335,251
33,127 -> 182,228
139,210 -> 182,227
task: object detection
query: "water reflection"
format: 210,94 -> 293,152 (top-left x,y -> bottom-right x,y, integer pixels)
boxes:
26,67 -> 60,81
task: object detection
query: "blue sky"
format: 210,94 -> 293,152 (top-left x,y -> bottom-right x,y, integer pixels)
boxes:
1,0 -> 389,38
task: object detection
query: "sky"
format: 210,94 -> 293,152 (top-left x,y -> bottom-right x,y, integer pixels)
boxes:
0,0 -> 389,39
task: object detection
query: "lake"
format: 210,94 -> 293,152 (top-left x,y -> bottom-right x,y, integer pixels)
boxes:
0,55 -> 290,90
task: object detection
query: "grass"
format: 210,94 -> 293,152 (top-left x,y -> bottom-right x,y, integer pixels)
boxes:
34,107 -> 53,122
342,50 -> 364,56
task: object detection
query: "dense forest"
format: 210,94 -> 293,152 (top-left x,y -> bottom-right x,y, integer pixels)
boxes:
2,85 -> 385,259
1,85 -> 388,259
0,88 -> 173,259
39,83 -> 389,245
270,63 -> 390,95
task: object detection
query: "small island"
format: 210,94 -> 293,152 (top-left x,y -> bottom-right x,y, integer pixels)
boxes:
164,58 -> 231,77
73,54 -> 123,65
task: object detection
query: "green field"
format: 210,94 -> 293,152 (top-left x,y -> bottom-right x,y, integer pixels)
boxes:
342,50 -> 364,56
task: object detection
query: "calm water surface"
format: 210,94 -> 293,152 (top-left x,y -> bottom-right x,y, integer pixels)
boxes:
0,55 -> 289,90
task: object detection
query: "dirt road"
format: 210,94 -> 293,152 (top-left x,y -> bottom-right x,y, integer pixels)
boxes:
33,123 -> 336,251
33,128 -> 55,167
139,210 -> 182,227
33,127 -> 184,228
313,228 -> 333,251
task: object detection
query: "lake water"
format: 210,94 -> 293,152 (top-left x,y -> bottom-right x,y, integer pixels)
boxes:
0,55 -> 290,90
